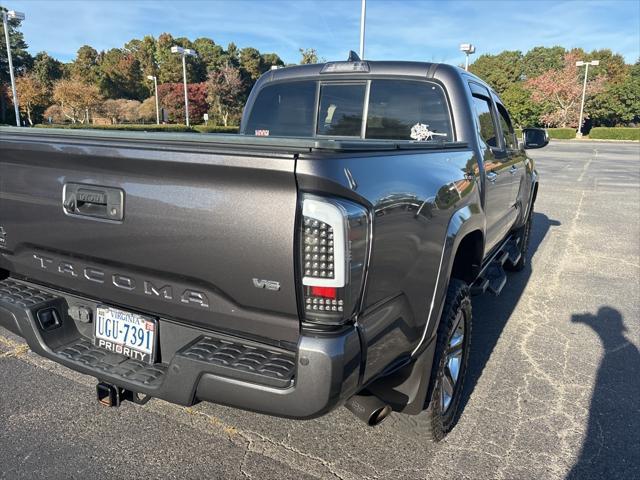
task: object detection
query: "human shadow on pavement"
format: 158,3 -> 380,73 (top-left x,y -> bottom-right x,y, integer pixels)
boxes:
566,307 -> 640,480
458,212 -> 560,415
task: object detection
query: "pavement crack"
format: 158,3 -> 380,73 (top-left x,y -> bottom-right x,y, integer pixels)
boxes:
181,407 -> 352,480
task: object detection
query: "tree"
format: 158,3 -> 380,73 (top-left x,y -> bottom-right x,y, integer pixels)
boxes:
98,48 -> 145,100
0,6 -> 32,82
469,50 -> 524,95
299,48 -> 319,65
523,46 -> 566,79
261,53 -> 284,71
239,47 -> 263,83
206,65 -> 244,126
118,99 -> 141,122
587,62 -> 640,126
138,96 -> 158,122
99,98 -> 141,124
226,42 -> 240,68
155,33 -> 205,83
53,78 -> 102,123
70,45 -> 100,83
158,82 -> 208,123
43,104 -> 65,123
15,73 -> 48,125
125,36 -> 157,74
526,51 -> 605,128
32,52 -> 63,91
585,48 -> 627,84
193,37 -> 226,73
501,82 -> 546,128
0,6 -> 32,122
100,98 -> 121,124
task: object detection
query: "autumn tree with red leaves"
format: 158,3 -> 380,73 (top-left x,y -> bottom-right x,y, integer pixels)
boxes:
157,82 -> 208,124
526,51 -> 605,128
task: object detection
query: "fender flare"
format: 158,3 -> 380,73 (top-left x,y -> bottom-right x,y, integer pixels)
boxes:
411,204 -> 484,356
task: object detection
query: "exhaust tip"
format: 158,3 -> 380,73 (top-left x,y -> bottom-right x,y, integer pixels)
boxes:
345,394 -> 392,427
368,404 -> 392,426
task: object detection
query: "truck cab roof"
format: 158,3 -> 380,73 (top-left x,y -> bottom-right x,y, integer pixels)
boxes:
259,60 -> 495,96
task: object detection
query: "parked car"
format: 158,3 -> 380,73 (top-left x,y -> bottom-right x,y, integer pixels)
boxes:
0,55 -> 544,440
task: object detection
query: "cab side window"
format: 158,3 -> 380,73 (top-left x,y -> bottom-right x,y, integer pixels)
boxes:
471,95 -> 498,148
496,103 -> 516,150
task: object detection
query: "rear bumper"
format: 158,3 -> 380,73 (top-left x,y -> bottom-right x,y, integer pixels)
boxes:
0,277 -> 361,419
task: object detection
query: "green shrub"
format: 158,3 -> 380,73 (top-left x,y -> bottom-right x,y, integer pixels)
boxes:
514,128 -> 575,140
546,128 -> 575,139
193,125 -> 239,134
588,127 -> 640,141
35,123 -> 194,132
34,123 -> 239,134
514,128 -> 573,140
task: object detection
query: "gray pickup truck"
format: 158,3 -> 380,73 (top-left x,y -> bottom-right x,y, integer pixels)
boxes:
0,57 -> 546,440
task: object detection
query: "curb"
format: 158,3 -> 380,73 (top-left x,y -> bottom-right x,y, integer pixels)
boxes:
550,139 -> 640,144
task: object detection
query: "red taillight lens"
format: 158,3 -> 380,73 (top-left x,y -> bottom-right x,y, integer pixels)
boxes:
310,286 -> 337,299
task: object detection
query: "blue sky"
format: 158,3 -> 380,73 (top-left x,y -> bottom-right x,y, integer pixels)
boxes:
11,0 -> 640,65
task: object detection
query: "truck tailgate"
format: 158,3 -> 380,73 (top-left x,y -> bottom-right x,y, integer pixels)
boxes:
0,131 -> 300,344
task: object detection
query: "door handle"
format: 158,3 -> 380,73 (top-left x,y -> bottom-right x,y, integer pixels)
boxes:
63,183 -> 124,221
509,165 -> 518,174
486,172 -> 498,183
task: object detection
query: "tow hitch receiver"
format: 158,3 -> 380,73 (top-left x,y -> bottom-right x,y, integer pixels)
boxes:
96,382 -> 151,407
96,382 -> 124,407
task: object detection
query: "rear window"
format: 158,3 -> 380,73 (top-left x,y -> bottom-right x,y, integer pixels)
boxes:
244,81 -> 316,137
245,78 -> 452,141
317,84 -> 366,137
366,80 -> 451,141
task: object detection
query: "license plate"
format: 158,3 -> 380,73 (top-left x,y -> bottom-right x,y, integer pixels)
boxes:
94,306 -> 157,363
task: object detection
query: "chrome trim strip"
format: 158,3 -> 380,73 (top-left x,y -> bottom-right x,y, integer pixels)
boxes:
360,80 -> 371,139
411,236 -> 447,356
356,206 -> 375,317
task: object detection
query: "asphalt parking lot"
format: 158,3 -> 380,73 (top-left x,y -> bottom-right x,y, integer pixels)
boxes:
1,140 -> 639,480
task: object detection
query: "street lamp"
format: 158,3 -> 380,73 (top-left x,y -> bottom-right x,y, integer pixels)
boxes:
171,46 -> 197,126
146,75 -> 160,125
575,60 -> 599,138
2,9 -> 25,126
460,43 -> 475,71
359,0 -> 366,59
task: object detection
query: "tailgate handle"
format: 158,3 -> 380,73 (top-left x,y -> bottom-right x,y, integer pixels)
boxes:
63,183 -> 124,221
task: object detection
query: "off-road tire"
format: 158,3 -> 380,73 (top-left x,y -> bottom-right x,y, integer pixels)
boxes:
389,279 -> 472,441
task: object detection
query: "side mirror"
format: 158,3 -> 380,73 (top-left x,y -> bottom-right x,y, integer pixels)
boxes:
522,128 -> 549,149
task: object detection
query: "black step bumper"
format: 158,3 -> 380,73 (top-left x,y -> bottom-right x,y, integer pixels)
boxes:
0,278 -> 361,419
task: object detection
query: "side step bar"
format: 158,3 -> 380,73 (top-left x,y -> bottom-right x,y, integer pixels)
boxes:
471,238 -> 520,296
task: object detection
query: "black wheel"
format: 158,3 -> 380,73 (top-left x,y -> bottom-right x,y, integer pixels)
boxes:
506,206 -> 533,272
389,279 -> 472,441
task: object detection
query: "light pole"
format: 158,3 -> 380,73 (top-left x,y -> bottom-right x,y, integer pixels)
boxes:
575,60 -> 599,138
460,43 -> 475,71
359,0 -> 366,59
171,46 -> 197,126
2,9 -> 25,126
146,75 -> 160,125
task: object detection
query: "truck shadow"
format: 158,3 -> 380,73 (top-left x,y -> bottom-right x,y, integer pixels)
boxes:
566,307 -> 640,479
459,212 -> 559,415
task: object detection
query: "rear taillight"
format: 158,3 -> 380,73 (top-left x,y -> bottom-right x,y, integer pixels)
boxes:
299,194 -> 369,325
